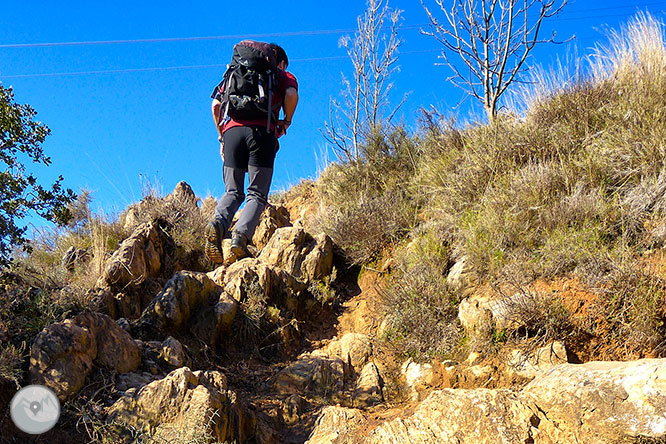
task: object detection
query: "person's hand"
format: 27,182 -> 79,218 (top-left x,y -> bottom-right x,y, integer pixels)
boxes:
276,119 -> 291,138
219,140 -> 225,161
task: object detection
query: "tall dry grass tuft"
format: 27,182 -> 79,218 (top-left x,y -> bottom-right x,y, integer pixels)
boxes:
590,11 -> 666,82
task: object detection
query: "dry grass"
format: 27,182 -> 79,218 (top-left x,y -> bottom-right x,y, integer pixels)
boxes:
381,223 -> 462,361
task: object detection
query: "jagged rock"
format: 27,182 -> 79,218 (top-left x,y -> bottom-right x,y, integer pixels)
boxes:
258,226 -> 333,282
115,372 -> 161,392
505,341 -> 569,380
445,255 -> 472,294
457,293 -> 494,333
142,271 -> 223,331
252,204 -> 291,251
522,359 -> 666,443
190,291 -> 239,347
365,388 -> 534,444
326,333 -> 373,372
97,221 -> 164,288
30,311 -> 141,399
222,258 -> 306,315
322,358 -> 666,443
354,362 -> 384,408
280,394 -> 310,426
401,359 -> 455,401
61,246 -> 88,271
159,336 -> 186,367
306,406 -> 367,444
107,367 -> 252,443
166,180 -> 197,208
274,350 -> 345,399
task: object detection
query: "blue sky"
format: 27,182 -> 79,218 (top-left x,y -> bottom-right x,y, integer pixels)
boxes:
1,0 -> 665,230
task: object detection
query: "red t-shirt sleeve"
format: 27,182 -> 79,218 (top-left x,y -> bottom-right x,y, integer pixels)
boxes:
281,71 -> 298,91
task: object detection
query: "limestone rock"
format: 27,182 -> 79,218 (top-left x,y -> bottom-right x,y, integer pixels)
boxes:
365,389 -> 535,444
252,204 -> 291,251
166,181 -> 197,208
258,227 -> 333,282
190,291 -> 239,347
107,367 -> 249,443
354,362 -> 384,408
274,350 -> 345,399
98,221 -> 164,288
306,406 -> 367,444
223,258 -> 305,307
445,255 -> 472,294
142,271 -> 223,331
159,336 -> 186,367
326,333 -> 373,372
30,311 -> 141,399
327,358 -> 666,444
523,359 -> 666,443
506,341 -> 569,380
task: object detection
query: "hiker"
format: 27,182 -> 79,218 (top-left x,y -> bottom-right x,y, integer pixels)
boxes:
206,41 -> 298,263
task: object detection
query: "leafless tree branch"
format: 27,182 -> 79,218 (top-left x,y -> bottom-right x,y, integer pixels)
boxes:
421,0 -> 567,121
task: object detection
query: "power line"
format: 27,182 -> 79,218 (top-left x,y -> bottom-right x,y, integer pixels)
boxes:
0,50 -> 442,79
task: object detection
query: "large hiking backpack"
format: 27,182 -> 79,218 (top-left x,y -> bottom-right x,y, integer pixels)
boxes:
217,40 -> 279,130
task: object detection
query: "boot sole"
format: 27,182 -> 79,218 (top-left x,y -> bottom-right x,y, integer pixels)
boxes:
205,224 -> 224,264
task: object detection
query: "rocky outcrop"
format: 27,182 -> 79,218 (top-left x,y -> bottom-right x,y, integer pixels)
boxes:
252,204 -> 292,251
107,367 -> 253,443
309,358 -> 666,444
306,406 -> 368,444
274,350 -> 346,400
274,333 -> 382,407
136,271 -> 238,347
98,221 -> 165,289
30,311 -> 141,399
259,227 -> 334,282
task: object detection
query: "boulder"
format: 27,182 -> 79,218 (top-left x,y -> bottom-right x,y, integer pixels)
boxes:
252,204 -> 291,251
159,336 -> 186,367
190,291 -> 239,347
222,258 -> 306,315
505,341 -> 569,380
107,367 -> 252,443
365,389 -> 535,444
258,227 -> 333,282
305,406 -> 367,444
274,350 -> 345,399
326,333 -> 373,373
30,311 -> 141,399
97,222 -> 164,288
166,181 -> 197,208
321,358 -> 666,443
401,359 -> 454,401
354,362 -> 384,408
523,359 -> 666,443
141,271 -> 223,331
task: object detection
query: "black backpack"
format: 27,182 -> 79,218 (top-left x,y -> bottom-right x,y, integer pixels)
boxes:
216,40 -> 279,130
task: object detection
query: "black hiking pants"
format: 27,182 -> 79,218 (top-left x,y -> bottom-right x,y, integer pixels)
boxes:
213,126 -> 278,239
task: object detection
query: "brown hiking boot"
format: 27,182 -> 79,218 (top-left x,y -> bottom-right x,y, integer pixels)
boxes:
230,232 -> 250,260
205,221 -> 225,264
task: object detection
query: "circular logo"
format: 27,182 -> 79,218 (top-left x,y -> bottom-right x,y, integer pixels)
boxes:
10,385 -> 60,434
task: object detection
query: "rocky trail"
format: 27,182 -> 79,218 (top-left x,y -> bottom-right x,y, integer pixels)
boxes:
12,183 -> 666,443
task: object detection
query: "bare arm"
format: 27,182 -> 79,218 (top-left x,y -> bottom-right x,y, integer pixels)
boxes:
277,87 -> 299,137
212,99 -> 224,159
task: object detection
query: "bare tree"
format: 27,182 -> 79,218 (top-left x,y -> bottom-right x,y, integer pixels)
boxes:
422,0 -> 567,122
323,0 -> 406,162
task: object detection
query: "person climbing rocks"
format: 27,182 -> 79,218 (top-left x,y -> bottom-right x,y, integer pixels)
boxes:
206,41 -> 298,264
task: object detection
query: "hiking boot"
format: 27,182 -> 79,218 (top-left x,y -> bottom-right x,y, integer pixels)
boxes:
230,232 -> 250,259
205,221 -> 225,264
